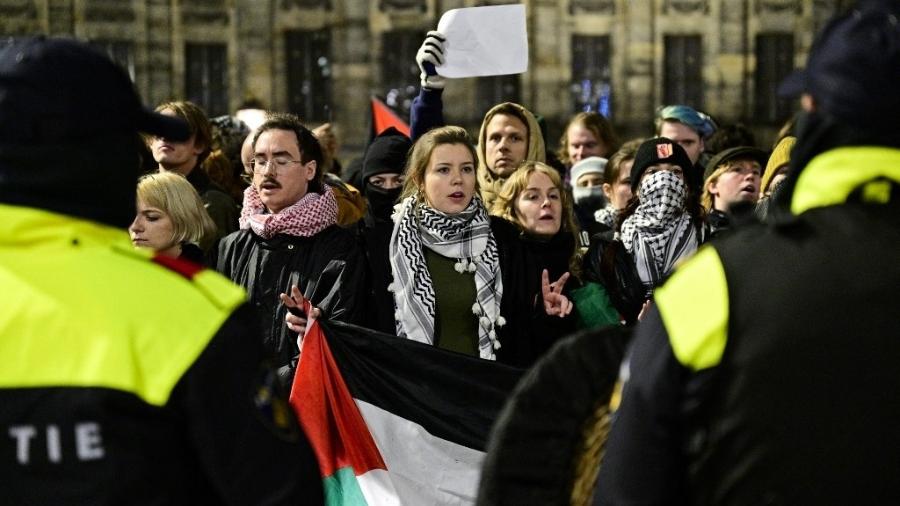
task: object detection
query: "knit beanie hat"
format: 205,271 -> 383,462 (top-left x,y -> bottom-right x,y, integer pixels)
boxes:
362,127 -> 412,183
630,138 -> 693,191
570,156 -> 608,184
761,136 -> 795,193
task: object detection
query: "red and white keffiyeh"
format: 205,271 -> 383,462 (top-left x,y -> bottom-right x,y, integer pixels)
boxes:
239,184 -> 338,238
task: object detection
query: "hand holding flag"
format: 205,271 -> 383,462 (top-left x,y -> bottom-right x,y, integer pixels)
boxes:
280,284 -> 321,346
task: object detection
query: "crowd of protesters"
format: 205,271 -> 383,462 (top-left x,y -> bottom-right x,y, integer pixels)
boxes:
2,0 -> 898,502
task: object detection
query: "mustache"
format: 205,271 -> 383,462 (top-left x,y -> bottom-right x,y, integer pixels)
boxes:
259,177 -> 281,188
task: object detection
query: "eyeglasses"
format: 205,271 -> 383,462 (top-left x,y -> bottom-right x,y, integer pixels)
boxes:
249,157 -> 305,174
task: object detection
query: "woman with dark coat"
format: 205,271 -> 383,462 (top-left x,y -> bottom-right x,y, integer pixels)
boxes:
490,162 -> 592,368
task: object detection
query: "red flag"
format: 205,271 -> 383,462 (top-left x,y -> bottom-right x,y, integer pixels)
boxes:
371,97 -> 410,137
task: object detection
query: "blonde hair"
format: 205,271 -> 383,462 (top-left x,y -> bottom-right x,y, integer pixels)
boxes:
136,172 -> 217,249
701,162 -> 734,210
492,161 -> 582,275
400,126 -> 478,204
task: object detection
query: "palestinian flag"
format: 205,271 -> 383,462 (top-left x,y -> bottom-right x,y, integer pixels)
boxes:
290,318 -> 523,505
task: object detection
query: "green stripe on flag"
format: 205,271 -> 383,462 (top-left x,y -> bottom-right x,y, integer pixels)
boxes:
323,466 -> 368,506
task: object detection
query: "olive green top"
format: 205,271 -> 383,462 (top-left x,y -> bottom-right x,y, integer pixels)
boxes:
424,248 -> 479,356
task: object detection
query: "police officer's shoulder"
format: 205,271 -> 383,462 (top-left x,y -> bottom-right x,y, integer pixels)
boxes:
654,245 -> 729,371
111,242 -> 245,312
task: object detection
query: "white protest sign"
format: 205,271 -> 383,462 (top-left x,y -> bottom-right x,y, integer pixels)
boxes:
435,4 -> 528,78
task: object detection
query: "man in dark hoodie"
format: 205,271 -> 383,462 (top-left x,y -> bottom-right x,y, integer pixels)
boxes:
357,126 -> 412,334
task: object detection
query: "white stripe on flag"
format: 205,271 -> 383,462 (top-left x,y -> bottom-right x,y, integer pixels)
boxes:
356,400 -> 486,505
356,469 -> 401,506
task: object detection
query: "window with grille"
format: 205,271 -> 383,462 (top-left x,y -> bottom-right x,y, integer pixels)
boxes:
380,30 -> 421,119
476,75 -> 522,115
185,43 -> 228,116
286,30 -> 332,123
663,35 -> 703,109
755,33 -> 794,124
571,34 -> 612,116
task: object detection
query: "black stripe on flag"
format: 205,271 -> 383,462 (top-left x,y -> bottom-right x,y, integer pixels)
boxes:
317,320 -> 524,452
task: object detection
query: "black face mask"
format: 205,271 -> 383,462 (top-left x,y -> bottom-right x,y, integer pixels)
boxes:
365,183 -> 402,221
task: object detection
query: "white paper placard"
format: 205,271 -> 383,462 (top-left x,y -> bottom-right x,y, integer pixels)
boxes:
435,4 -> 529,78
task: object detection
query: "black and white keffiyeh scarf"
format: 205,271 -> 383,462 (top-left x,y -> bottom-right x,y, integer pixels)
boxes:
594,204 -> 618,229
620,170 -> 698,292
388,194 -> 505,360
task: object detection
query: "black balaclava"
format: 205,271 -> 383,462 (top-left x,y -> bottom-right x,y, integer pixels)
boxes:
362,127 -> 412,221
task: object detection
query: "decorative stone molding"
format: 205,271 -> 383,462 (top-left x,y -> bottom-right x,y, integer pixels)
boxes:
569,0 -> 615,15
182,0 -> 228,25
663,0 -> 709,15
0,0 -> 36,19
281,0 -> 332,10
85,0 -> 135,23
379,0 -> 425,10
756,0 -> 801,15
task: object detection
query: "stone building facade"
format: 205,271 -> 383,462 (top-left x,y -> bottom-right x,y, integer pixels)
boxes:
1,0 -> 843,155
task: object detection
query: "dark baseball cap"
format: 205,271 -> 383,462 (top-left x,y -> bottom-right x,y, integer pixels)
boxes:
778,0 -> 900,131
630,137 -> 694,191
703,146 -> 769,182
0,36 -> 189,145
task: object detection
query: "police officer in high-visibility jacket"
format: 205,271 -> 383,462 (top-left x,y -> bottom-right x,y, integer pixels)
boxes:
597,1 -> 900,504
0,38 -> 323,504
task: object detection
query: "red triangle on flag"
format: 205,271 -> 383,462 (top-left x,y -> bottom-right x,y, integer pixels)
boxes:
290,317 -> 387,478
371,97 -> 410,137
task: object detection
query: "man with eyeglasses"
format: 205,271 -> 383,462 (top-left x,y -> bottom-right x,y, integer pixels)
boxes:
216,112 -> 366,388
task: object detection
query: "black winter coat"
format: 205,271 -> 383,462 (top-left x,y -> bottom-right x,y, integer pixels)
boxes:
491,217 -> 578,369
216,225 -> 366,386
357,212 -> 396,334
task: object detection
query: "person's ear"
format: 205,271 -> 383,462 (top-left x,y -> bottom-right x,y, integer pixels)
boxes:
191,137 -> 205,157
305,160 -> 317,181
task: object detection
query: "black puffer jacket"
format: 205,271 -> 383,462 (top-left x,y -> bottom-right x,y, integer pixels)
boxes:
491,217 -> 578,369
216,225 -> 366,385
